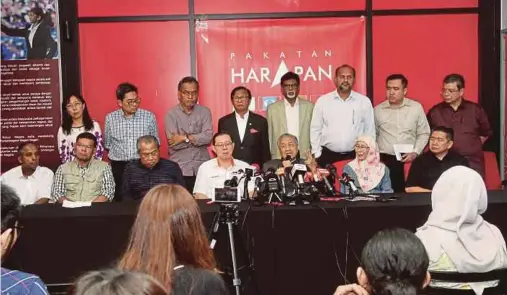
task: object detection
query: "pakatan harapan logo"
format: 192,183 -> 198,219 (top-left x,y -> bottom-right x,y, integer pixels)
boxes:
228,50 -> 334,87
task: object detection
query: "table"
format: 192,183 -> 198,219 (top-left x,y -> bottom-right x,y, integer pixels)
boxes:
4,191 -> 507,295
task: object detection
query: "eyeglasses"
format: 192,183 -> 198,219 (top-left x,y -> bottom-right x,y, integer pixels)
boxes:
441,88 -> 460,94
66,102 -> 83,109
125,98 -> 140,105
354,144 -> 369,150
282,83 -> 299,89
180,90 -> 198,97
76,142 -> 94,149
232,96 -> 249,101
214,142 -> 233,148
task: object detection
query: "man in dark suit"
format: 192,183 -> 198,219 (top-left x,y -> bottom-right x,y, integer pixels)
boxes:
1,7 -> 56,60
218,86 -> 270,166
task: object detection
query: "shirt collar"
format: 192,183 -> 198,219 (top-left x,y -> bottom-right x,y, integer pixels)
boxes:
16,165 -> 39,179
178,104 -> 195,115
214,157 -> 237,169
381,97 -> 411,109
29,22 -> 42,32
120,109 -> 138,119
73,159 -> 91,169
235,111 -> 249,120
283,97 -> 299,107
334,90 -> 354,102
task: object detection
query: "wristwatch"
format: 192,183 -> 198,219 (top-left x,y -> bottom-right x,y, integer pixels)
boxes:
184,137 -> 190,143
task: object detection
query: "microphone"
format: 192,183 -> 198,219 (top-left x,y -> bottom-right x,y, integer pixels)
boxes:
341,172 -> 359,194
224,176 -> 239,187
291,163 -> 307,185
317,168 -> 336,194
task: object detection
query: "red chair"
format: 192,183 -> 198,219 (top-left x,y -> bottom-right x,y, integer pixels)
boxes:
333,160 -> 351,192
484,151 -> 502,190
404,162 -> 412,181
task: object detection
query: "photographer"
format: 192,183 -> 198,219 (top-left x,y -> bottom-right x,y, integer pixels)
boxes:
194,132 -> 256,200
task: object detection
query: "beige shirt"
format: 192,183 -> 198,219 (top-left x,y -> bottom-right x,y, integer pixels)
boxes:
374,98 -> 430,155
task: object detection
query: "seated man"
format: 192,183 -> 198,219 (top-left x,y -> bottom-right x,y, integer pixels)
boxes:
1,142 -> 53,205
51,133 -> 115,203
406,126 -> 468,193
263,133 -> 317,175
193,132 -> 255,200
1,184 -> 49,294
122,135 -> 185,200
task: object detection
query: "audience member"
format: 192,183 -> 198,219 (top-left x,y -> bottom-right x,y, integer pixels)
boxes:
333,228 -> 430,295
406,126 -> 469,193
1,142 -> 53,205
105,82 -> 159,201
427,74 -> 491,178
374,74 -> 430,192
193,132 -> 255,200
341,135 -> 393,194
51,133 -> 114,203
311,64 -> 375,167
266,71 -> 314,159
165,76 -> 212,193
1,184 -> 49,294
218,86 -> 270,166
416,166 -> 507,295
118,184 -> 228,294
58,94 -> 103,163
122,135 -> 185,200
68,269 -> 167,295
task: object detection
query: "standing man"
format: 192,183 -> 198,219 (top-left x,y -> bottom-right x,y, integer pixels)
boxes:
267,71 -> 314,159
165,76 -> 213,193
122,135 -> 185,200
311,64 -> 375,167
427,74 -> 492,178
218,86 -> 270,166
1,142 -> 53,205
104,82 -> 159,201
374,74 -> 430,192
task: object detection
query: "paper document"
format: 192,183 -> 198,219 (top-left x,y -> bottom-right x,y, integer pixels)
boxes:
62,200 -> 92,208
393,144 -> 414,161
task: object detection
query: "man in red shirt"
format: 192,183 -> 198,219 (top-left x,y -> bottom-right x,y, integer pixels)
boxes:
427,74 -> 492,178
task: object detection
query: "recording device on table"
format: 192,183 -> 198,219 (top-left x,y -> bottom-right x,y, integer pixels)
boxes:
213,168 -> 255,203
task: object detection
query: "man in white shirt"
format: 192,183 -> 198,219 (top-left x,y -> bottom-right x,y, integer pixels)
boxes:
267,71 -> 314,159
194,132 -> 255,200
310,64 -> 375,167
1,142 -> 53,205
374,74 -> 430,192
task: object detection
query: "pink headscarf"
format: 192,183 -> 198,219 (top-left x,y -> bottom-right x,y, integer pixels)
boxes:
348,135 -> 385,193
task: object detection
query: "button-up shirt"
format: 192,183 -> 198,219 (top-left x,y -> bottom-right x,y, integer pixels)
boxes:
193,158 -> 254,199
0,166 -> 54,205
122,158 -> 186,200
104,108 -> 159,161
284,98 -> 300,140
427,99 -> 492,177
1,268 -> 49,295
51,160 -> 115,201
235,111 -> 249,142
310,90 -> 375,157
374,98 -> 430,155
164,104 -> 213,176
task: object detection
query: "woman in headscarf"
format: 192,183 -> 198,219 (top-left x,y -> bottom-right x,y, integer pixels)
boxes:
341,135 -> 393,194
416,166 -> 507,295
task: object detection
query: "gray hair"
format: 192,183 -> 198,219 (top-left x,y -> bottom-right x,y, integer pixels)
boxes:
136,135 -> 159,153
277,133 -> 298,147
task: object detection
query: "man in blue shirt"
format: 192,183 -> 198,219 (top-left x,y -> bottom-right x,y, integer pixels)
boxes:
1,184 -> 49,295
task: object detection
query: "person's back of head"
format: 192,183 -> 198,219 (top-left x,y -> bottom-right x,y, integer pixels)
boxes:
68,269 -> 167,295
1,184 -> 21,260
359,228 -> 430,295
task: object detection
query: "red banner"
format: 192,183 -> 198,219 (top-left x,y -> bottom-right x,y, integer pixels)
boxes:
195,17 -> 366,131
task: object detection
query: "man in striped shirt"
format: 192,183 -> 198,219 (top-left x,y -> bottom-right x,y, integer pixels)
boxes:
1,184 -> 49,295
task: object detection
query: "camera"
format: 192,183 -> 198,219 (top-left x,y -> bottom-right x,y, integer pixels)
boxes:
213,187 -> 241,203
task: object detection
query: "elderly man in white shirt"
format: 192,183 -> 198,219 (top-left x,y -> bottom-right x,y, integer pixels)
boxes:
310,64 -> 375,167
1,142 -> 53,205
194,132 -> 255,200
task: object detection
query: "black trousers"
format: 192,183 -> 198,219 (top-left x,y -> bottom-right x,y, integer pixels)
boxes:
184,176 -> 196,194
379,153 -> 406,193
110,160 -> 128,202
316,146 -> 355,168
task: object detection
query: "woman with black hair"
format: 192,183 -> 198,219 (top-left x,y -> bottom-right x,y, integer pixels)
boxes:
334,228 -> 430,295
57,94 -> 104,163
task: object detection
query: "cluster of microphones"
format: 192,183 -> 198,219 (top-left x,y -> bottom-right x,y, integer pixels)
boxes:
214,156 -> 360,205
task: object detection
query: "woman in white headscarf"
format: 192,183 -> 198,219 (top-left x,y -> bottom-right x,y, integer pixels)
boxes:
416,166 -> 507,295
341,135 -> 393,194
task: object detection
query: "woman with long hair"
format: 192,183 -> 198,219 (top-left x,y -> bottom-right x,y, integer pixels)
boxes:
57,94 -> 103,163
416,166 -> 507,294
118,184 -> 228,295
341,135 -> 393,194
334,228 -> 430,295
68,269 -> 167,295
